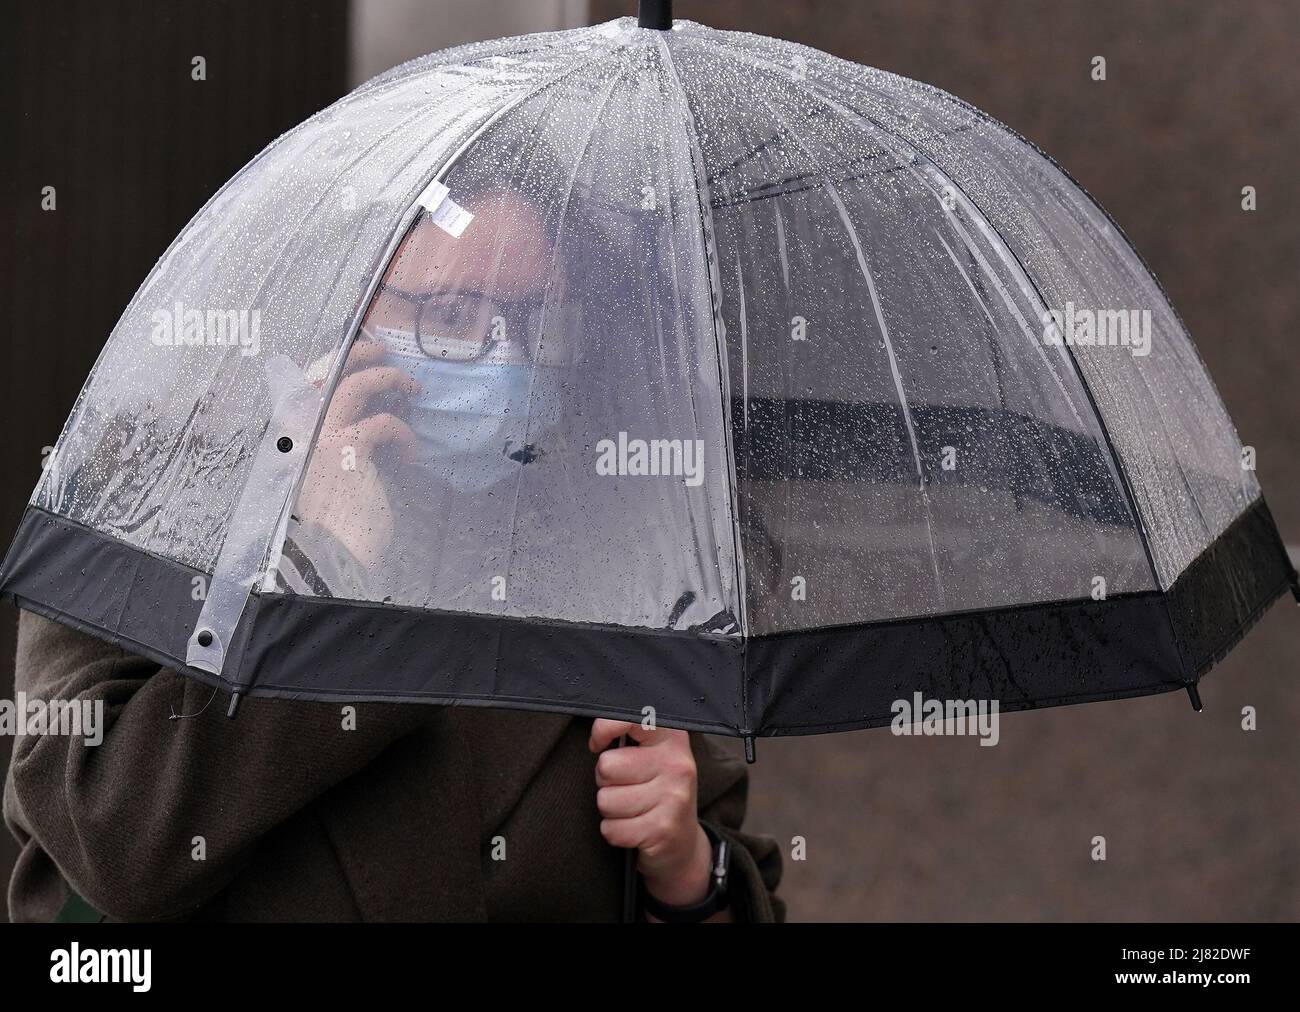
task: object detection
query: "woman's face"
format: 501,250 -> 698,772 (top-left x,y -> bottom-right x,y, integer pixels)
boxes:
362,187 -> 562,365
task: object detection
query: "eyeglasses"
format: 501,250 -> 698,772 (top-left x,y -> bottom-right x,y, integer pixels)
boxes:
376,283 -> 582,366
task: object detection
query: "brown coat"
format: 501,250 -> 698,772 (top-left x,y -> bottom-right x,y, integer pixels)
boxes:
4,611 -> 782,922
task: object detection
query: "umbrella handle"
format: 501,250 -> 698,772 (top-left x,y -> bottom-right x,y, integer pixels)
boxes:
613,733 -> 640,923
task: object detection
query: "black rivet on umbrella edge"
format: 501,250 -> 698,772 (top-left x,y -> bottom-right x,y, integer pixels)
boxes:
638,0 -> 672,30
1185,683 -> 1203,712
196,628 -> 214,647
276,436 -> 293,453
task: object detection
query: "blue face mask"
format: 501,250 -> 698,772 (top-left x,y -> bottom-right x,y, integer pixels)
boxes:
370,326 -> 556,494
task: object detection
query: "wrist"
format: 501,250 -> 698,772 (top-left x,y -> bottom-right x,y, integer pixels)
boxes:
641,824 -> 713,908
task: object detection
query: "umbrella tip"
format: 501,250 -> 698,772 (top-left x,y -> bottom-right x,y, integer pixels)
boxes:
743,734 -> 756,764
1185,683 -> 1203,713
638,0 -> 672,30
226,691 -> 241,719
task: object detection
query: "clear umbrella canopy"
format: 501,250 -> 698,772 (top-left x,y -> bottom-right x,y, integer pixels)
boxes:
3,13 -> 1293,743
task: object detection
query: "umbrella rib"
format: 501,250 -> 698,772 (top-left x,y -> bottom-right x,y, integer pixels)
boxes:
654,33 -> 752,736
696,46 -> 950,610
496,61 -> 630,632
824,181 -> 948,608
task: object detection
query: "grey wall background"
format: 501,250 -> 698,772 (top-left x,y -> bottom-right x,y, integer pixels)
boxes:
350,0 -> 587,85
2,0 -> 1297,922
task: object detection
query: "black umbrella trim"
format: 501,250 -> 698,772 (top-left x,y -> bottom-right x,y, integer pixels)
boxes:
0,499 -> 1292,737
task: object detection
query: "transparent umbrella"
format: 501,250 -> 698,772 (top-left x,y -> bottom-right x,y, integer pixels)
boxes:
3,1 -> 1294,760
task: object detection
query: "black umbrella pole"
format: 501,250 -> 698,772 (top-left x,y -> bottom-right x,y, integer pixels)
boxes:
638,0 -> 672,30
622,841 -> 638,923
615,734 -> 639,923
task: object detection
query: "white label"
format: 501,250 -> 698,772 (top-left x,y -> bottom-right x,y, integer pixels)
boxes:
429,197 -> 474,238
414,178 -> 474,238
414,178 -> 449,210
